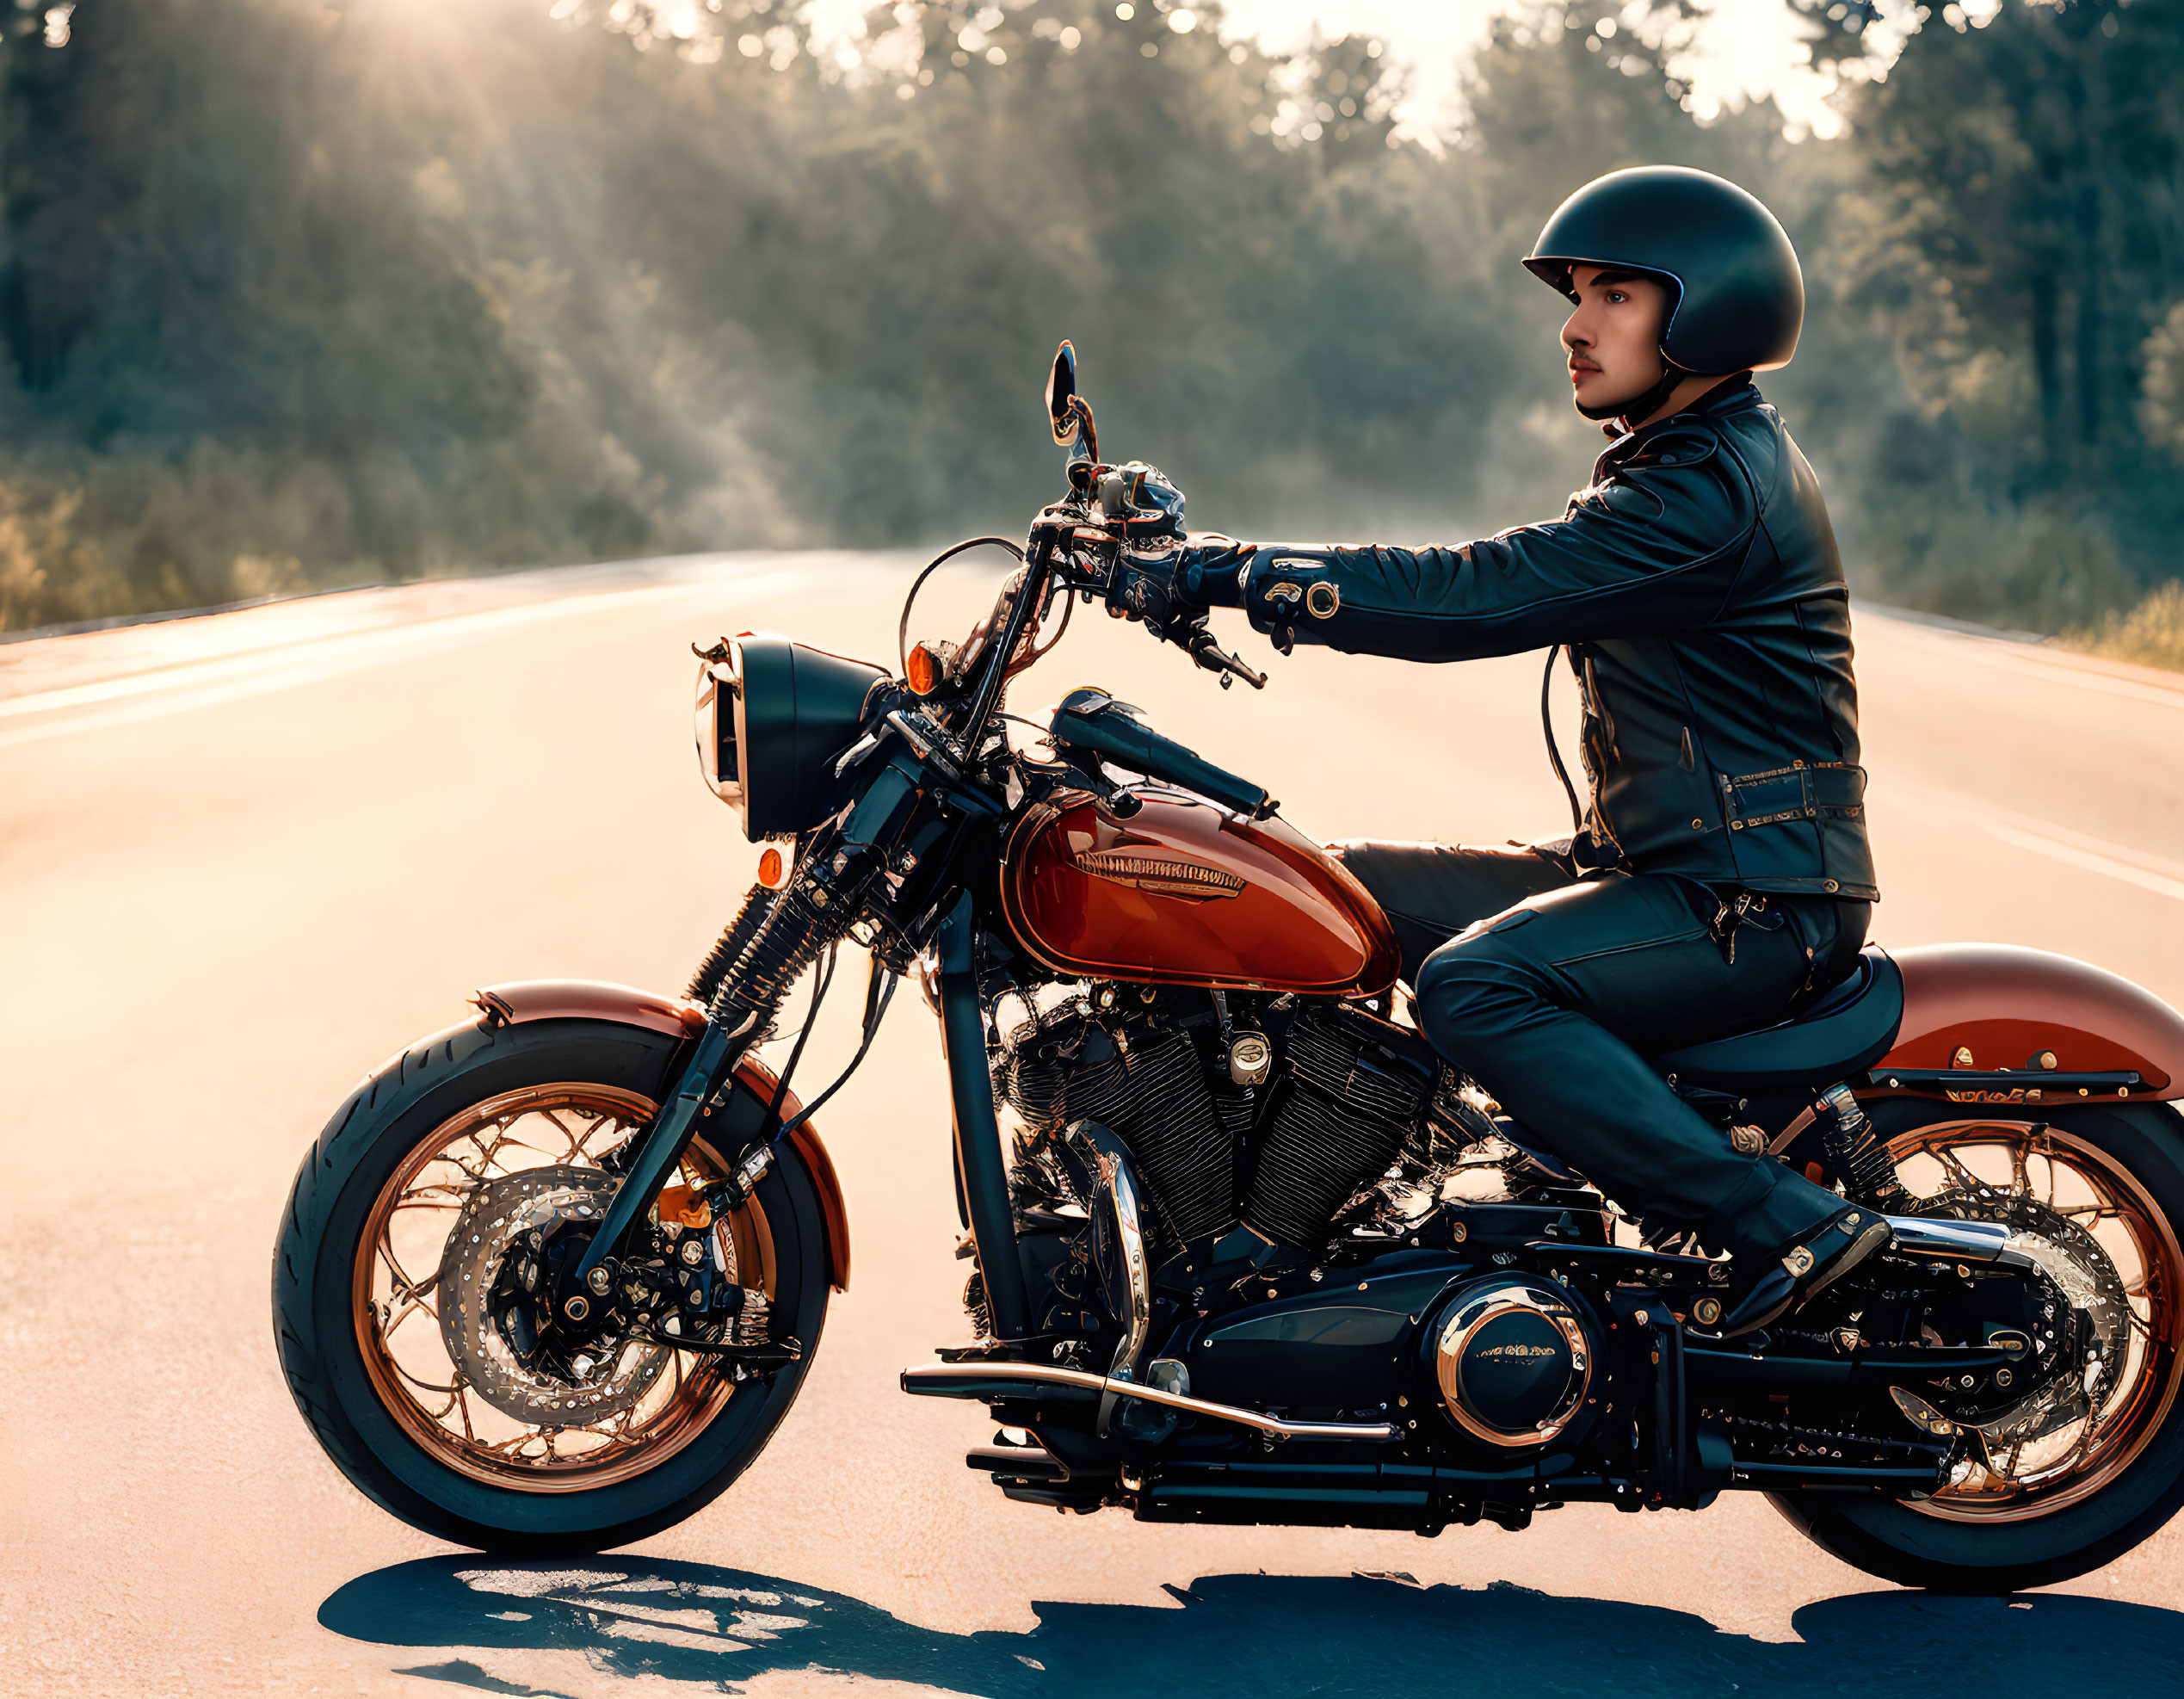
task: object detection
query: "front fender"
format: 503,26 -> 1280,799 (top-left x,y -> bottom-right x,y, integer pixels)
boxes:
470,978 -> 850,1290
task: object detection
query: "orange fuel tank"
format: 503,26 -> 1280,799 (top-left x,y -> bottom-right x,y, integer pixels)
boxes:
1002,788 -> 1399,996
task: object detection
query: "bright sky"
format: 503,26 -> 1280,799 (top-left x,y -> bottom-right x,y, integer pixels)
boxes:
802,1 -> 1907,140
1212,0 -> 1856,134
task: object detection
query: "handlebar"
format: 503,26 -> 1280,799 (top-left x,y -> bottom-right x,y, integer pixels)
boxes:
1049,689 -> 1275,820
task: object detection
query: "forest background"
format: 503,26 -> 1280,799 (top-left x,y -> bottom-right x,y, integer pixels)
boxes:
3,0 -> 2181,662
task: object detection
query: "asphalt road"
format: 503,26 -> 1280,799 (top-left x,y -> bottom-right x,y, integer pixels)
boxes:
4,553 -> 2183,1698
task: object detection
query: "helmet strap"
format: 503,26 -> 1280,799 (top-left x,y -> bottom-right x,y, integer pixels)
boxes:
1576,358 -> 1687,430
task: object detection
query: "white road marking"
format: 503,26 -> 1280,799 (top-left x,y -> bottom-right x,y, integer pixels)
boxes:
0,574 -> 799,750
1870,616 -> 2184,714
1981,822 -> 2184,905
1924,787 -> 2184,905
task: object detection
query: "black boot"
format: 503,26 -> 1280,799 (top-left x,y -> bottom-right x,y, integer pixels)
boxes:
1718,1206 -> 1892,1338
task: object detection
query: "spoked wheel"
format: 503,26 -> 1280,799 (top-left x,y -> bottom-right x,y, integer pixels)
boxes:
275,1016 -> 832,1553
1888,1117 -> 2183,1522
354,1084 -> 768,1492
1773,1098 -> 2184,1591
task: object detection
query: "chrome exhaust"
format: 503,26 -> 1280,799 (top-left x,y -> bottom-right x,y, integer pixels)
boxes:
900,1361 -> 1402,1443
1883,1214 -> 2015,1263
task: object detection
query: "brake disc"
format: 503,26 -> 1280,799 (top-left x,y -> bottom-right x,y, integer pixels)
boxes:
437,1165 -> 669,1425
1932,1190 -> 2132,1449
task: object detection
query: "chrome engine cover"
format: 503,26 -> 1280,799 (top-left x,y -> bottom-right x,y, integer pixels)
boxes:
1433,1276 -> 1594,1448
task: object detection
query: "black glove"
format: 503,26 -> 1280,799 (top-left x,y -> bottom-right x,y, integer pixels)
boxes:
1175,534 -> 1254,609
1105,532 -> 1255,633
1104,546 -> 1199,639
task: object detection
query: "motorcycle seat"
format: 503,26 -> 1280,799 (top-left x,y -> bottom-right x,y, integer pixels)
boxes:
1652,947 -> 1905,1096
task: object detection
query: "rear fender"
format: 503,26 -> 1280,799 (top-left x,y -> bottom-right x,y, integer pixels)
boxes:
471,979 -> 850,1290
1872,944 -> 2184,1104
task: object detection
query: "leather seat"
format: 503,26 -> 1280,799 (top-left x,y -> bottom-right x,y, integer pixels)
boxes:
1652,947 -> 1905,1095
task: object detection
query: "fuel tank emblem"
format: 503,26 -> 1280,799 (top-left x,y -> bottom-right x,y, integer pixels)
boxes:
1070,849 -> 1246,902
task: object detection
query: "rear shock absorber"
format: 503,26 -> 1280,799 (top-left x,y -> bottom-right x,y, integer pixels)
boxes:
1817,1083 -> 1910,1210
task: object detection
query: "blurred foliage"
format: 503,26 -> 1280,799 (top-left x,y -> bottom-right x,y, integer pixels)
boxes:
0,0 -> 2178,640
2072,579 -> 2184,672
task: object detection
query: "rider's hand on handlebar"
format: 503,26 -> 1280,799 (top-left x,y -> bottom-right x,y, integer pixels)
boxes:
1173,534 -> 1255,609
1103,532 -> 1255,633
1104,545 -> 1203,640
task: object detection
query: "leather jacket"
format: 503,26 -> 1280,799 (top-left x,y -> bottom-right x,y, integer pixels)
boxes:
1210,380 -> 1878,901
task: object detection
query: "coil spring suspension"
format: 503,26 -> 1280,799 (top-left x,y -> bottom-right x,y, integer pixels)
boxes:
1817,1083 -> 1909,1210
706,880 -> 832,1030
688,883 -> 775,1006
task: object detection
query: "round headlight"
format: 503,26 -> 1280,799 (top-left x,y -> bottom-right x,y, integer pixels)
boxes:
694,653 -> 743,809
693,633 -> 887,841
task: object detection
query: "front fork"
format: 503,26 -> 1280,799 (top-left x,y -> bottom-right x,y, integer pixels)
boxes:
565,865 -> 840,1304
567,1017 -> 758,1307
561,757 -> 1027,1319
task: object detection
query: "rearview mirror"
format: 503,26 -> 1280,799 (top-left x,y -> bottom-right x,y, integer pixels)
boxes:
1046,341 -> 1079,445
1045,339 -> 1098,466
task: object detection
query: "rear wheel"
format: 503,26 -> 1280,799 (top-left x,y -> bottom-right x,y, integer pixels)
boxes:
273,1016 -> 830,1553
1773,1098 -> 2184,1591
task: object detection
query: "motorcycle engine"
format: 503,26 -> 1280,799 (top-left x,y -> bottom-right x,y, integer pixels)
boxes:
999,1002 -> 1238,1242
995,993 -> 1447,1252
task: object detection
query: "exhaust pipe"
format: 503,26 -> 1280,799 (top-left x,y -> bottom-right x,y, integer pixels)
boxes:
901,1362 -> 1402,1443
1884,1214 -> 2016,1263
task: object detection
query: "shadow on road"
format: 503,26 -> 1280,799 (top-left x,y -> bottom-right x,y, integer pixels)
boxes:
321,1554 -> 2184,1697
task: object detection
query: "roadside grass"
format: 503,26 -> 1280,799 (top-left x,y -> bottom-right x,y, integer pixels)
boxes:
2069,580 -> 2184,673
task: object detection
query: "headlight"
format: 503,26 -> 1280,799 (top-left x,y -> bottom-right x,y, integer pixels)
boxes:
692,633 -> 888,842
694,652 -> 744,809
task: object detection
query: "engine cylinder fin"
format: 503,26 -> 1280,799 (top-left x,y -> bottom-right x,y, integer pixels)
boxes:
1242,1007 -> 1435,1246
998,1009 -> 1235,1244
1243,1084 -> 1406,1245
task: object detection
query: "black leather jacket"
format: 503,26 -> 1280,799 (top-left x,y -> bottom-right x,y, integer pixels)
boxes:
1212,380 -> 1878,901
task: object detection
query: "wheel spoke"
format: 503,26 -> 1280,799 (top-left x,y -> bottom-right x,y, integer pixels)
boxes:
1929,1144 -> 1983,1195
394,1361 -> 462,1399
381,1285 -> 440,1338
356,1082 -> 760,1491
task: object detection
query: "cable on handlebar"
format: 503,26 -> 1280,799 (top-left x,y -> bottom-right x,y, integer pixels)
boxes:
898,536 -> 1027,675
1015,565 -> 1075,670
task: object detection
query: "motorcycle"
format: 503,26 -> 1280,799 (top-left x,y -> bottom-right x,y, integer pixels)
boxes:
274,343 -> 2184,1592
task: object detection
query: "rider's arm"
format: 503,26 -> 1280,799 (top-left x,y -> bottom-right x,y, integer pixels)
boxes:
1188,429 -> 1757,661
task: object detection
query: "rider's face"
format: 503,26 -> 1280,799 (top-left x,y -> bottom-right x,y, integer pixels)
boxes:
1562,266 -> 1669,416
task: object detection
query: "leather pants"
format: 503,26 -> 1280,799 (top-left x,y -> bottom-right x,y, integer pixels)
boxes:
1336,839 -> 1871,1261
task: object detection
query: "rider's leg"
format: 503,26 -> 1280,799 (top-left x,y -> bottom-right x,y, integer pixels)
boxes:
1334,838 -> 1581,986
1410,870 -> 1859,1260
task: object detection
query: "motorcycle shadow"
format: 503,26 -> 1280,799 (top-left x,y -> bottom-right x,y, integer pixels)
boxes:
321,1555 -> 2181,1698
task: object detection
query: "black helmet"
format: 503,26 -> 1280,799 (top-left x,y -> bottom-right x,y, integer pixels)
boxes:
1524,166 -> 1803,374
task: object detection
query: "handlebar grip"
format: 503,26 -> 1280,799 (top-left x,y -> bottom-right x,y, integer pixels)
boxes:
1050,699 -> 1273,819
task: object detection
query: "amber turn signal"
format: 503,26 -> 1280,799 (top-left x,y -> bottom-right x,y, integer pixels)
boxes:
906,641 -> 945,695
757,846 -> 790,888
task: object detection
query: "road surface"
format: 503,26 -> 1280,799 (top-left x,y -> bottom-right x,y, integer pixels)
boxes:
3,553 -> 2182,1697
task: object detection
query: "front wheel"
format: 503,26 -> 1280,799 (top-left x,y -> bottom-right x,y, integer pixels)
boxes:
272,1016 -> 831,1553
1773,1098 -> 2184,1592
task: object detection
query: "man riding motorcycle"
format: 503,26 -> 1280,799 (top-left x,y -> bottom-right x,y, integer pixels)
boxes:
1096,166 -> 1885,1336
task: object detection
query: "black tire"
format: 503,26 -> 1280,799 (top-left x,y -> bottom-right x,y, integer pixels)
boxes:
271,1015 -> 830,1554
1772,1098 -> 2184,1593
